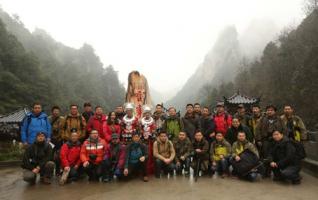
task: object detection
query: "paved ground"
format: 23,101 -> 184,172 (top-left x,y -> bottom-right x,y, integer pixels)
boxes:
0,167 -> 317,200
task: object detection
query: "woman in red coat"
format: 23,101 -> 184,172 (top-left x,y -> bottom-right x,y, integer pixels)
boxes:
104,111 -> 121,143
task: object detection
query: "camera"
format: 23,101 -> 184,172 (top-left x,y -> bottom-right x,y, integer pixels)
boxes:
89,154 -> 97,161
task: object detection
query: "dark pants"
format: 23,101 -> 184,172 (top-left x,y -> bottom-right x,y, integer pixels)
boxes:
212,158 -> 229,174
102,159 -> 123,180
127,160 -> 148,177
260,139 -> 273,177
23,161 -> 55,183
175,157 -> 190,175
68,166 -> 83,181
84,162 -> 104,181
52,140 -> 63,175
272,165 -> 301,182
155,159 -> 175,177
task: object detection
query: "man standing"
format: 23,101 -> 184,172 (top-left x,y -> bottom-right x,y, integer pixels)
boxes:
86,106 -> 107,140
194,103 -> 202,118
280,105 -> 307,142
82,102 -> 94,123
200,106 -> 215,143
250,105 -> 262,137
62,104 -> 86,142
234,104 -> 252,129
153,104 -> 167,132
181,104 -> 201,142
213,102 -> 232,136
21,102 -> 51,146
163,107 -> 183,141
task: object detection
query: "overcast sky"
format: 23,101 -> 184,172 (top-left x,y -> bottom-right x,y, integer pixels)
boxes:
0,0 -> 305,99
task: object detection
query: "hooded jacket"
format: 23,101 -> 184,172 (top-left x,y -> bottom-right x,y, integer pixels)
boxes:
153,138 -> 175,161
21,112 -> 51,144
22,141 -> 53,170
60,141 -> 82,168
86,114 -> 107,140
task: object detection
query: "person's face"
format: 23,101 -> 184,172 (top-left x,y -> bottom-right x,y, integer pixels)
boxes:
216,133 -> 224,141
202,108 -> 209,116
52,109 -> 60,117
90,131 -> 99,140
168,108 -> 176,117
266,108 -> 276,117
126,109 -> 133,117
110,112 -> 116,121
84,106 -> 92,112
237,132 -> 246,142
216,106 -> 224,113
238,107 -> 245,114
186,106 -> 193,114
145,112 -> 151,118
159,133 -> 168,142
194,105 -> 201,113
178,132 -> 186,140
194,132 -> 203,141
33,105 -> 42,115
284,106 -> 293,116
70,106 -> 78,115
95,107 -> 103,115
273,131 -> 283,141
116,106 -> 124,113
71,133 -> 79,143
232,119 -> 240,128
156,106 -> 163,113
36,134 -> 45,142
112,138 -> 120,144
132,135 -> 140,142
252,107 -> 261,116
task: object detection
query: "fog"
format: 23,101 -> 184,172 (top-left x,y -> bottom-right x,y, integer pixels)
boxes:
0,0 -> 305,100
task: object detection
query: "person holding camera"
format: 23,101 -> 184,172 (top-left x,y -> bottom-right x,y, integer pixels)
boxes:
80,129 -> 108,181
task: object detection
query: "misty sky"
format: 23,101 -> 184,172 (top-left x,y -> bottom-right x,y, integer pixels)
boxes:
0,0 -> 305,100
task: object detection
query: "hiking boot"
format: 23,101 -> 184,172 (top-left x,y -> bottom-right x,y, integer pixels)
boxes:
59,170 -> 70,185
41,177 -> 52,185
184,171 -> 190,177
292,179 -> 301,185
143,176 -> 149,182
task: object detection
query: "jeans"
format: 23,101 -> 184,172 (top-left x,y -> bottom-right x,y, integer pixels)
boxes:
212,158 -> 229,174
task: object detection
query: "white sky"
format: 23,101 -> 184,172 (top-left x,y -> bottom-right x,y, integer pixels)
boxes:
0,0 -> 304,99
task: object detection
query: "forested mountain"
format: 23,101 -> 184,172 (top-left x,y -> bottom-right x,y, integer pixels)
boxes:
0,9 -> 125,114
200,9 -> 318,128
167,21 -> 278,111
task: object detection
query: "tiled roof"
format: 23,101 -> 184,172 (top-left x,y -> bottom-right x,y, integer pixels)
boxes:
225,93 -> 259,104
0,108 -> 30,123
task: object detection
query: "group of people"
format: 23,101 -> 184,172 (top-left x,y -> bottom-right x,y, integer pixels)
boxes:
20,101 -> 307,186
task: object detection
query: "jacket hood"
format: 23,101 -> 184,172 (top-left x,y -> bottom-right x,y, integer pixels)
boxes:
28,112 -> 48,119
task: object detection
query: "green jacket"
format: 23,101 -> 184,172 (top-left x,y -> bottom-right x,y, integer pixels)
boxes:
255,115 -> 287,141
163,116 -> 183,140
210,139 -> 232,162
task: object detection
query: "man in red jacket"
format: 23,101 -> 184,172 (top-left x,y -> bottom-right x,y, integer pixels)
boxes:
81,129 -> 108,181
59,128 -> 82,185
102,133 -> 126,182
213,102 -> 232,136
86,106 -> 107,140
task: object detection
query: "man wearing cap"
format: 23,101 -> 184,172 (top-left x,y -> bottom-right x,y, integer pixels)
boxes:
121,103 -> 139,145
22,131 -> 55,185
124,132 -> 149,182
255,104 -> 287,177
213,102 -> 232,136
59,128 -> 82,185
102,133 -> 126,182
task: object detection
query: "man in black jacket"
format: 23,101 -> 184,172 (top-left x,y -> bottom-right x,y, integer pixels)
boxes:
21,132 -> 54,184
181,104 -> 201,142
200,106 -> 215,143
268,130 -> 301,184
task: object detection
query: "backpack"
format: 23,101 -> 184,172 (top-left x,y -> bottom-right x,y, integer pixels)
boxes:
291,140 -> 306,160
64,115 -> 84,130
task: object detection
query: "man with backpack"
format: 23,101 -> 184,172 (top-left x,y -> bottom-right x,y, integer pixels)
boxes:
268,130 -> 304,184
21,102 -> 52,146
62,104 -> 86,142
213,102 -> 232,136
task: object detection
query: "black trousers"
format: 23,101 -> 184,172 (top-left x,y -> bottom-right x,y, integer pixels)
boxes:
84,162 -> 104,181
155,159 -> 175,177
127,161 -> 148,177
272,165 -> 301,181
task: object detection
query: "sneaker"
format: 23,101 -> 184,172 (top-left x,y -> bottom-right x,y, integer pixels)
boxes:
59,170 -> 70,185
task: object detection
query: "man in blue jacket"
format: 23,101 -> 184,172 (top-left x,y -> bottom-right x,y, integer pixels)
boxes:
21,102 -> 51,146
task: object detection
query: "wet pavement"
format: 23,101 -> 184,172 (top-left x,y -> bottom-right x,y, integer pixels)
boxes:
0,167 -> 317,200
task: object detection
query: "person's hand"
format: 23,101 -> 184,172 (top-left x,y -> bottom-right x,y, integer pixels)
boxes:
270,162 -> 278,168
23,143 -> 29,149
180,156 -> 185,161
32,167 -> 40,174
257,141 -> 262,147
124,168 -> 129,176
195,149 -> 202,153
176,161 -> 180,167
83,161 -> 89,168
139,156 -> 145,162
164,158 -> 171,164
64,166 -> 70,172
220,155 -> 224,159
74,165 -> 79,170
212,161 -> 216,166
209,132 -> 215,138
235,156 -> 240,162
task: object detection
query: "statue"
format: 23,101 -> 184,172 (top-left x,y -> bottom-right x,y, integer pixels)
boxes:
125,71 -> 152,118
